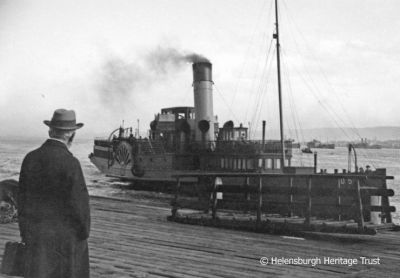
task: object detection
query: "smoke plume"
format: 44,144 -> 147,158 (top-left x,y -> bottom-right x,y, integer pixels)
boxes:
145,46 -> 209,74
97,56 -> 148,111
96,46 -> 209,110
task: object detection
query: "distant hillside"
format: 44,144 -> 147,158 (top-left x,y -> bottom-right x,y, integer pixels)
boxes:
294,126 -> 400,141
257,126 -> 400,141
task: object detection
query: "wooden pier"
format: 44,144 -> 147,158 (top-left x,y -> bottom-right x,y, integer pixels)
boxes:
1,193 -> 400,277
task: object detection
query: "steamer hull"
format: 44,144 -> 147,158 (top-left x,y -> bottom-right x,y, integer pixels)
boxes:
89,133 -> 295,182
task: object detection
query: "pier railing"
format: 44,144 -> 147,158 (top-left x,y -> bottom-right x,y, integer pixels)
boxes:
171,172 -> 395,232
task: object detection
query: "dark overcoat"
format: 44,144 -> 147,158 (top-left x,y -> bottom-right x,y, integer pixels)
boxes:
18,139 -> 90,278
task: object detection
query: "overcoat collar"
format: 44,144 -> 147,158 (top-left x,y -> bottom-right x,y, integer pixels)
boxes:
43,139 -> 72,155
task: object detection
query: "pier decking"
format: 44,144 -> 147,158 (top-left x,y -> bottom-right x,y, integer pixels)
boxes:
1,194 -> 399,277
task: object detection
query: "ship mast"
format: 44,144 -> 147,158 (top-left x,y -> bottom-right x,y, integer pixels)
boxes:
273,0 -> 286,166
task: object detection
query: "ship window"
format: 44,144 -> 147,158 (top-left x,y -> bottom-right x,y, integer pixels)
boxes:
274,159 -> 281,169
258,159 -> 263,168
247,159 -> 254,169
221,158 -> 224,169
265,158 -> 272,169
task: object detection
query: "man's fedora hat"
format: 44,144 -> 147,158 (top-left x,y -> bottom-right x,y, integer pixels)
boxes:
44,109 -> 84,130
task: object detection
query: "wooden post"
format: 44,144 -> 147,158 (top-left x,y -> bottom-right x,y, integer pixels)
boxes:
305,177 -> 312,225
381,178 -> 392,223
337,178 -> 341,221
257,176 -> 263,226
262,121 -> 266,150
197,176 -> 210,213
171,177 -> 181,218
356,179 -> 365,230
313,152 -> 317,173
288,177 -> 293,217
212,177 -> 218,220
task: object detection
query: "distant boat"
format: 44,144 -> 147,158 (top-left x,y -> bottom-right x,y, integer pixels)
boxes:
307,139 -> 335,149
353,138 -> 382,149
301,147 -> 312,154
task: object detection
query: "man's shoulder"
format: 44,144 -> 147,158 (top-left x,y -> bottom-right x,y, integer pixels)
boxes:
69,155 -> 81,167
23,146 -> 43,161
21,146 -> 44,170
23,140 -> 75,162
42,141 -> 81,165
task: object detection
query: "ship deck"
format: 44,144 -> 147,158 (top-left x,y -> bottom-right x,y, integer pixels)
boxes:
1,193 -> 400,278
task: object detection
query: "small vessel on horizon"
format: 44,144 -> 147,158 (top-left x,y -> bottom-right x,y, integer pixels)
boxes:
301,146 -> 313,154
307,139 -> 335,149
353,138 -> 382,149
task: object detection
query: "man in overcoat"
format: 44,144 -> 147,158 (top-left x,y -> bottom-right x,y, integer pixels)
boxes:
18,109 -> 90,278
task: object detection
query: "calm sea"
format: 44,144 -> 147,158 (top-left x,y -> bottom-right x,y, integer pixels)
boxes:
1,137 -> 399,223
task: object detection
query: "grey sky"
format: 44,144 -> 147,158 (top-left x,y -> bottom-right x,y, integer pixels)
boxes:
0,0 -> 399,139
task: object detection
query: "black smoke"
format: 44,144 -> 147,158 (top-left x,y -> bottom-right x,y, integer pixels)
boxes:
145,46 -> 209,74
98,57 -> 147,106
97,46 -> 209,109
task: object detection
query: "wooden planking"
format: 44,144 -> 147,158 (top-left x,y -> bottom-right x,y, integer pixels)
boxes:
0,195 -> 399,277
